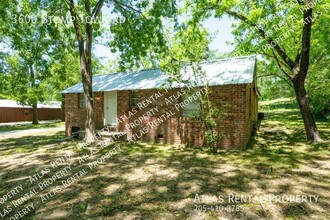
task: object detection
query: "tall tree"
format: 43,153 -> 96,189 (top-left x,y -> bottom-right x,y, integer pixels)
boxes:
63,0 -> 177,141
186,0 -> 329,143
0,0 -> 71,124
64,0 -> 102,141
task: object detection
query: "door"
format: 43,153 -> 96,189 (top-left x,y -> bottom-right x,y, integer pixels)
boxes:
104,91 -> 117,125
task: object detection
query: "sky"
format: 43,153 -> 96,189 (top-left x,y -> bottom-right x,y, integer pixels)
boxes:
202,15 -> 235,53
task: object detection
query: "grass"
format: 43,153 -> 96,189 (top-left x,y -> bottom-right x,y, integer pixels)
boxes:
0,99 -> 329,220
0,121 -> 64,132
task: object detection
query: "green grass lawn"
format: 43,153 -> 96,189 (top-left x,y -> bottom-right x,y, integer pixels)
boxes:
0,121 -> 64,132
0,100 -> 329,220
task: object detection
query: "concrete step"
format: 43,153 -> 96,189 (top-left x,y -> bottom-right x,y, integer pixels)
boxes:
98,131 -> 127,141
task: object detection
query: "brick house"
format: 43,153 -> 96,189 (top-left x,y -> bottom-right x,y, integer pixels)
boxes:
62,56 -> 258,149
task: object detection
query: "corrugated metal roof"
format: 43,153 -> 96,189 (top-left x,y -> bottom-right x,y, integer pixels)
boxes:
62,56 -> 256,94
0,99 -> 61,108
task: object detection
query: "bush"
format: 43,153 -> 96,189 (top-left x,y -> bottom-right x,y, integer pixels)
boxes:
307,59 -> 330,120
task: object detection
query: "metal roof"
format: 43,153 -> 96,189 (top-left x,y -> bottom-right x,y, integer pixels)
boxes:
0,99 -> 61,108
62,56 -> 256,94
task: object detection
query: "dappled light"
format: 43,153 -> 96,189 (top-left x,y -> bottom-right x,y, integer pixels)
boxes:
0,101 -> 329,219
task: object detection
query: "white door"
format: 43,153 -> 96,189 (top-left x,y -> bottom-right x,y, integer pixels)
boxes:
104,91 -> 117,125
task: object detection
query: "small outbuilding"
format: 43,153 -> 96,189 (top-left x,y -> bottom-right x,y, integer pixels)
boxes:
0,100 -> 62,123
62,56 -> 259,149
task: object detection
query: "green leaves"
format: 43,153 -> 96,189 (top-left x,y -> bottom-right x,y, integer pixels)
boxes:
108,0 -> 177,70
0,0 -> 79,106
307,56 -> 330,120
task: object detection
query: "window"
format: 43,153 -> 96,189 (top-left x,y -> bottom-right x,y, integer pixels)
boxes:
78,93 -> 85,108
130,91 -> 138,108
182,93 -> 200,117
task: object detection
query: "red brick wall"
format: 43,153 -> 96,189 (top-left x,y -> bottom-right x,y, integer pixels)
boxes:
64,84 -> 258,149
116,84 -> 254,149
64,92 -> 104,134
116,89 -> 183,144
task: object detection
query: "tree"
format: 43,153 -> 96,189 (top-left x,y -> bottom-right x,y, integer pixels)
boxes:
186,0 -> 329,143
108,0 -> 178,70
63,0 -> 177,141
0,0 -> 71,124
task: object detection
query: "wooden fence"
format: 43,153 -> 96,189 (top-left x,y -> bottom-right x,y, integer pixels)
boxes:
0,107 -> 62,123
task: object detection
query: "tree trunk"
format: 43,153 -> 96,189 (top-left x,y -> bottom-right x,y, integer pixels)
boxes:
29,64 -> 38,124
291,5 -> 322,143
293,79 -> 322,143
32,103 -> 38,124
67,0 -> 96,142
225,2 -> 323,143
83,0 -> 96,143
61,97 -> 65,122
81,53 -> 96,142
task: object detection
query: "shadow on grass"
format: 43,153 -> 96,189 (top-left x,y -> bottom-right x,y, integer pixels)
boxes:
0,139 -> 328,219
0,131 -> 68,155
0,105 -> 329,219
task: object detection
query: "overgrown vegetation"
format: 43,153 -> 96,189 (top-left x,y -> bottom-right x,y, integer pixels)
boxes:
191,64 -> 225,154
200,87 -> 224,154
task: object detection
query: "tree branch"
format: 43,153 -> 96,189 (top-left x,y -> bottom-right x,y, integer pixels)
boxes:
226,10 -> 296,69
85,0 -> 92,61
32,23 -> 47,59
113,0 -> 143,15
259,51 -> 291,69
66,0 -> 84,44
92,0 -> 105,18
271,49 -> 292,80
258,72 -> 292,86
314,51 -> 326,64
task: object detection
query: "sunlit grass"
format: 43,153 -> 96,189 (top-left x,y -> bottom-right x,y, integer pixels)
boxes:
0,99 -> 329,219
0,121 -> 64,132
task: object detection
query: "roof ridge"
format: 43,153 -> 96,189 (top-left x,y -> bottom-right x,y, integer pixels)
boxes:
138,67 -> 160,72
